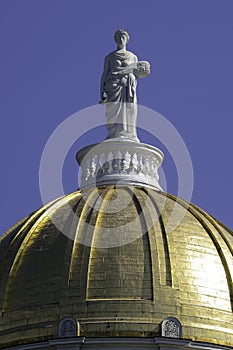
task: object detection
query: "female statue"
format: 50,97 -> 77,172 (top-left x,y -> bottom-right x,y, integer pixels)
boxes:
100,30 -> 150,141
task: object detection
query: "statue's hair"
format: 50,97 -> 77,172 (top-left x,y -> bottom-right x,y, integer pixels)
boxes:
114,30 -> 130,44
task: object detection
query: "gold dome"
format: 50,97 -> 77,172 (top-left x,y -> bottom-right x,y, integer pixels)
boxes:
0,186 -> 233,348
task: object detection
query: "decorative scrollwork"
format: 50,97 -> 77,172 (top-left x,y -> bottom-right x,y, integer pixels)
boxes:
58,317 -> 78,338
161,317 -> 182,338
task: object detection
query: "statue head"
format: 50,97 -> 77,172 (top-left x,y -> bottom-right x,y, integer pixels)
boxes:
114,30 -> 130,48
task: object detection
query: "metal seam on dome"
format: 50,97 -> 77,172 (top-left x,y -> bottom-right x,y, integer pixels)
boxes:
122,186 -> 154,300
189,203 -> 233,306
142,189 -> 172,287
1,193 -> 81,312
0,196 -> 64,313
58,196 -> 84,288
57,193 -> 84,241
89,186 -> 116,247
164,193 -> 233,313
0,217 -> 31,299
86,187 -> 114,300
67,188 -> 108,289
186,204 -> 233,312
190,202 -> 233,257
11,196 -> 67,245
85,186 -> 145,299
0,214 -> 31,245
68,191 -> 100,285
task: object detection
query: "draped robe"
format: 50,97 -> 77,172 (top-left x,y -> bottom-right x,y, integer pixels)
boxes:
100,49 -> 139,141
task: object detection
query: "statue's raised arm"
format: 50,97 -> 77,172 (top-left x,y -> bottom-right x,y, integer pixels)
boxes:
100,30 -> 150,141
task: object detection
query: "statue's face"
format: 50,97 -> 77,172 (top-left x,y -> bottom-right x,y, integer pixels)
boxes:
116,33 -> 128,48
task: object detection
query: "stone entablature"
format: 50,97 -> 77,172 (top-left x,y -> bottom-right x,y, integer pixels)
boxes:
2,337 -> 233,350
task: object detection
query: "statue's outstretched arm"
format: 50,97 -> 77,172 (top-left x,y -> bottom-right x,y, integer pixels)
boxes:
100,55 -> 110,102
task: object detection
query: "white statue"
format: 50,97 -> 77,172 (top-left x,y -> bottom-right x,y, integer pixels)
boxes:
100,30 -> 150,141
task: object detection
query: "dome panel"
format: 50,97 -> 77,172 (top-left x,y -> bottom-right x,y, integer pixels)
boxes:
87,233 -> 153,300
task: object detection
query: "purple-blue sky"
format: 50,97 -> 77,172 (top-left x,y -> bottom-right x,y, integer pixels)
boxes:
1,0 -> 233,234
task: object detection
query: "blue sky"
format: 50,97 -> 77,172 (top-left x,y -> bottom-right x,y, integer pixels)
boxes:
1,0 -> 233,233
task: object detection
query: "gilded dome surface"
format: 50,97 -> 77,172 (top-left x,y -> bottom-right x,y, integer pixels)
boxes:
0,186 -> 233,348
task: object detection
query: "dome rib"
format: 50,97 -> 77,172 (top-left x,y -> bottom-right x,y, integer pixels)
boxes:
59,195 -> 83,288
191,202 -> 233,258
126,187 -> 161,296
122,186 -> 154,299
0,215 -> 31,264
86,187 -> 118,300
0,198 -> 62,313
190,202 -> 233,307
89,186 -> 120,248
166,193 -> 233,312
67,188 -> 103,294
143,189 -> 172,287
